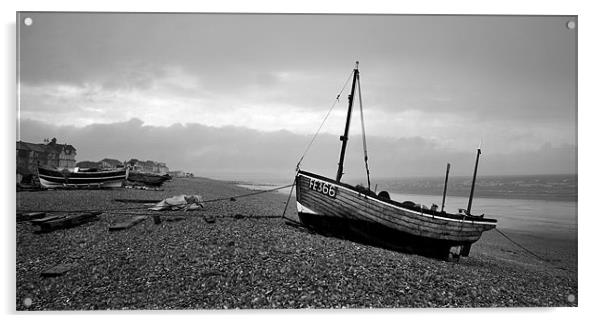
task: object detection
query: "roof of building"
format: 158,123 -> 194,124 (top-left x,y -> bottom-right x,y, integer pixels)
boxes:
47,142 -> 76,154
17,140 -> 76,155
17,141 -> 46,153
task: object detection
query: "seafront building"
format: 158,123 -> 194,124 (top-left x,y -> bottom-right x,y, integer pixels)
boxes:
17,138 -> 76,175
75,158 -> 124,169
128,159 -> 170,174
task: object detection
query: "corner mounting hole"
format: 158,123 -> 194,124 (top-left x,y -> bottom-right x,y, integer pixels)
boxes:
24,17 -> 33,26
567,20 -> 576,30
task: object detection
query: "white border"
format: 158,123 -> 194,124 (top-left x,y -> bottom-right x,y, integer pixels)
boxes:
3,1 -> 597,323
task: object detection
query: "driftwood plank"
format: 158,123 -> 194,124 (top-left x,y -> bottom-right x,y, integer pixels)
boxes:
37,212 -> 102,233
41,263 -> 77,277
109,215 -> 147,231
17,212 -> 47,222
30,214 -> 67,225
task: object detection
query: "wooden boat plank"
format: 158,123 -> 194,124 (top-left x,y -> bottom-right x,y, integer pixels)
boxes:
300,191 -> 479,241
297,173 -> 496,224
301,186 -> 488,236
299,175 -> 494,230
300,186 -> 484,241
300,199 -> 481,242
333,190 -> 492,233
109,215 -> 148,231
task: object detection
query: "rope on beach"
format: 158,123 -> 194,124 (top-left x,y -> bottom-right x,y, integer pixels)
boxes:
493,228 -> 552,264
202,183 -> 294,203
18,183 -> 295,215
494,228 -> 576,273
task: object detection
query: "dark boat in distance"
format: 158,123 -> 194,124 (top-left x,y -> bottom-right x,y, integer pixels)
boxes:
295,62 -> 497,259
37,166 -> 128,189
126,170 -> 170,187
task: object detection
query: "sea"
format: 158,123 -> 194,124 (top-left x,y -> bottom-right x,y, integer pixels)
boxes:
234,173 -> 577,239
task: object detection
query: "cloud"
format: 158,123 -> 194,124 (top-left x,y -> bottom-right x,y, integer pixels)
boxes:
19,14 -> 575,121
18,118 -> 576,181
17,14 -> 576,170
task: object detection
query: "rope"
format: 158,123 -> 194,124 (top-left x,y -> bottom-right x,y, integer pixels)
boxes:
493,228 -> 572,273
280,175 -> 297,219
18,183 -> 294,214
295,69 -> 354,170
356,73 -> 371,191
281,67 -> 357,223
203,183 -> 293,203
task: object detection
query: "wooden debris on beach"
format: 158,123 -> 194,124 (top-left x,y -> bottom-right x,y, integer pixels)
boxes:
30,214 -> 67,225
109,215 -> 147,231
152,215 -> 162,224
17,212 -> 47,222
33,212 -> 101,233
164,216 -> 186,222
41,263 -> 77,277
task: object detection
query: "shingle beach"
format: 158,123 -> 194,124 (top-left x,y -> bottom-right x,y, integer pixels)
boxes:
16,177 -> 577,310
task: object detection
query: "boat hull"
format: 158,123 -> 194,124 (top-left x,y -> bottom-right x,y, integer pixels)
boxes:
37,167 -> 127,189
295,170 -> 497,257
126,171 -> 170,186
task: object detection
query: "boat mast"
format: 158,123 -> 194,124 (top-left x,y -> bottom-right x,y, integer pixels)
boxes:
441,163 -> 450,213
335,61 -> 360,182
466,148 -> 481,215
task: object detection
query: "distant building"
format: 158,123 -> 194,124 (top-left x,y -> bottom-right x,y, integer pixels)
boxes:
156,162 -> 169,174
100,158 -> 124,169
128,159 -> 169,174
17,138 -> 76,175
76,158 -> 123,170
168,170 -> 194,178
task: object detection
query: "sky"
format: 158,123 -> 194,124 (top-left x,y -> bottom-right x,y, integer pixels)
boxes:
17,13 -> 577,180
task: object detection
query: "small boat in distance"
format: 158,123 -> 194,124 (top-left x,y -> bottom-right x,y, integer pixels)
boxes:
295,62 -> 497,259
37,166 -> 128,189
126,170 -> 170,187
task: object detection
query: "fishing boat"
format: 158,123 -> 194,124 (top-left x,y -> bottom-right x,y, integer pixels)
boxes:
37,166 -> 128,189
126,170 -> 170,187
294,62 -> 497,259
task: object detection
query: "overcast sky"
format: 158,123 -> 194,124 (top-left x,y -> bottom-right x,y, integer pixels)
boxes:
17,13 -> 577,180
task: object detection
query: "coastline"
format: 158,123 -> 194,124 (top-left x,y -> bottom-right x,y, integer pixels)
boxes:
16,176 -> 577,309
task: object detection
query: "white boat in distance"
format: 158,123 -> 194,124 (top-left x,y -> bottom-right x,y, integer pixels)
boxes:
37,166 -> 128,189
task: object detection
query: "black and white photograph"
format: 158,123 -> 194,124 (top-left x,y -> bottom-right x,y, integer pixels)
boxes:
14,11 -> 577,311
